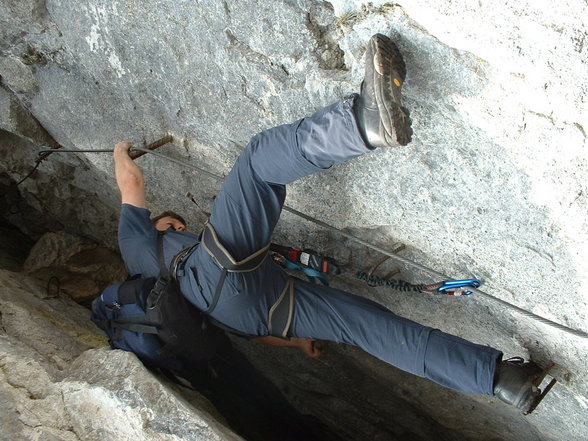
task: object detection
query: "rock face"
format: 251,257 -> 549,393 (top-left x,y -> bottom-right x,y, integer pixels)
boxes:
0,122 -> 122,249
1,1 -> 587,440
23,231 -> 127,302
0,267 -> 243,441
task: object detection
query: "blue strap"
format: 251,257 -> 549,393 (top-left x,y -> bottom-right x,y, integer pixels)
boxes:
282,258 -> 329,286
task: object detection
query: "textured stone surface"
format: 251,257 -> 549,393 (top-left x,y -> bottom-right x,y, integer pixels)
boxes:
1,0 -> 587,440
0,267 -> 242,441
23,231 -> 127,302
0,221 -> 34,271
0,127 -> 122,248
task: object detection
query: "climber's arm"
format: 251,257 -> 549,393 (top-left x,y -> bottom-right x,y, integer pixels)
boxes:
251,336 -> 325,359
113,141 -> 146,208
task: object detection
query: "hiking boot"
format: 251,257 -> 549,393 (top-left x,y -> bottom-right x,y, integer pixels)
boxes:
493,357 -> 543,413
356,33 -> 413,148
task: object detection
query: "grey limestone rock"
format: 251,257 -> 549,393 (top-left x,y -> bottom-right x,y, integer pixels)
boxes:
0,268 -> 242,441
1,0 -> 587,440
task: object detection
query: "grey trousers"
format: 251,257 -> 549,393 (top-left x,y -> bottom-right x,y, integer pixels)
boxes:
179,95 -> 501,395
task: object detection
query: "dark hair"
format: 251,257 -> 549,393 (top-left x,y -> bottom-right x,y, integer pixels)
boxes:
152,211 -> 187,226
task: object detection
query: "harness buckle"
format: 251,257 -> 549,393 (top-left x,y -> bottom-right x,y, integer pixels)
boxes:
147,278 -> 169,309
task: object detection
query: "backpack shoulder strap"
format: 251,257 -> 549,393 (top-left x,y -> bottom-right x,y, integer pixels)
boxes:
157,231 -> 170,278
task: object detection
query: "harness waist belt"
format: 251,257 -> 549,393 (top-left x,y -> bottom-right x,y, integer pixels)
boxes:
201,222 -> 269,272
199,222 -> 296,339
200,222 -> 270,315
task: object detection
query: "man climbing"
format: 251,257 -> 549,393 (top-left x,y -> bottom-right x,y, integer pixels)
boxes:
114,33 -> 549,414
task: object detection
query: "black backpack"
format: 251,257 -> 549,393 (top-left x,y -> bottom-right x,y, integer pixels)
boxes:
91,233 -> 225,371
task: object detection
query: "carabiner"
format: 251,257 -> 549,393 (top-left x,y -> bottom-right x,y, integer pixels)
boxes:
437,279 -> 481,296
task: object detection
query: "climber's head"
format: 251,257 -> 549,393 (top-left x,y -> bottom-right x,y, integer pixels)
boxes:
152,211 -> 187,232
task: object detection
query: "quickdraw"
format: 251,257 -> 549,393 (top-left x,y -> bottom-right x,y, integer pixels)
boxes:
269,244 -> 480,296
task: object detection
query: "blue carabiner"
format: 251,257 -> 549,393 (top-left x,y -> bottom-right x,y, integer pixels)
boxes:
438,279 -> 481,295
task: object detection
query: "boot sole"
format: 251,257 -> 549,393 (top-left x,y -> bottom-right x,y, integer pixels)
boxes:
524,362 -> 557,415
369,34 -> 412,146
500,361 -> 546,413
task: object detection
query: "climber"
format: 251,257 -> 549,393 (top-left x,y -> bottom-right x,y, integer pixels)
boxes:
113,33 -> 551,414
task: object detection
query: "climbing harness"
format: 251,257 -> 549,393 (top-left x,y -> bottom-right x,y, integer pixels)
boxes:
200,222 -> 295,339
36,143 -> 588,339
268,278 -> 296,339
200,221 -> 269,314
